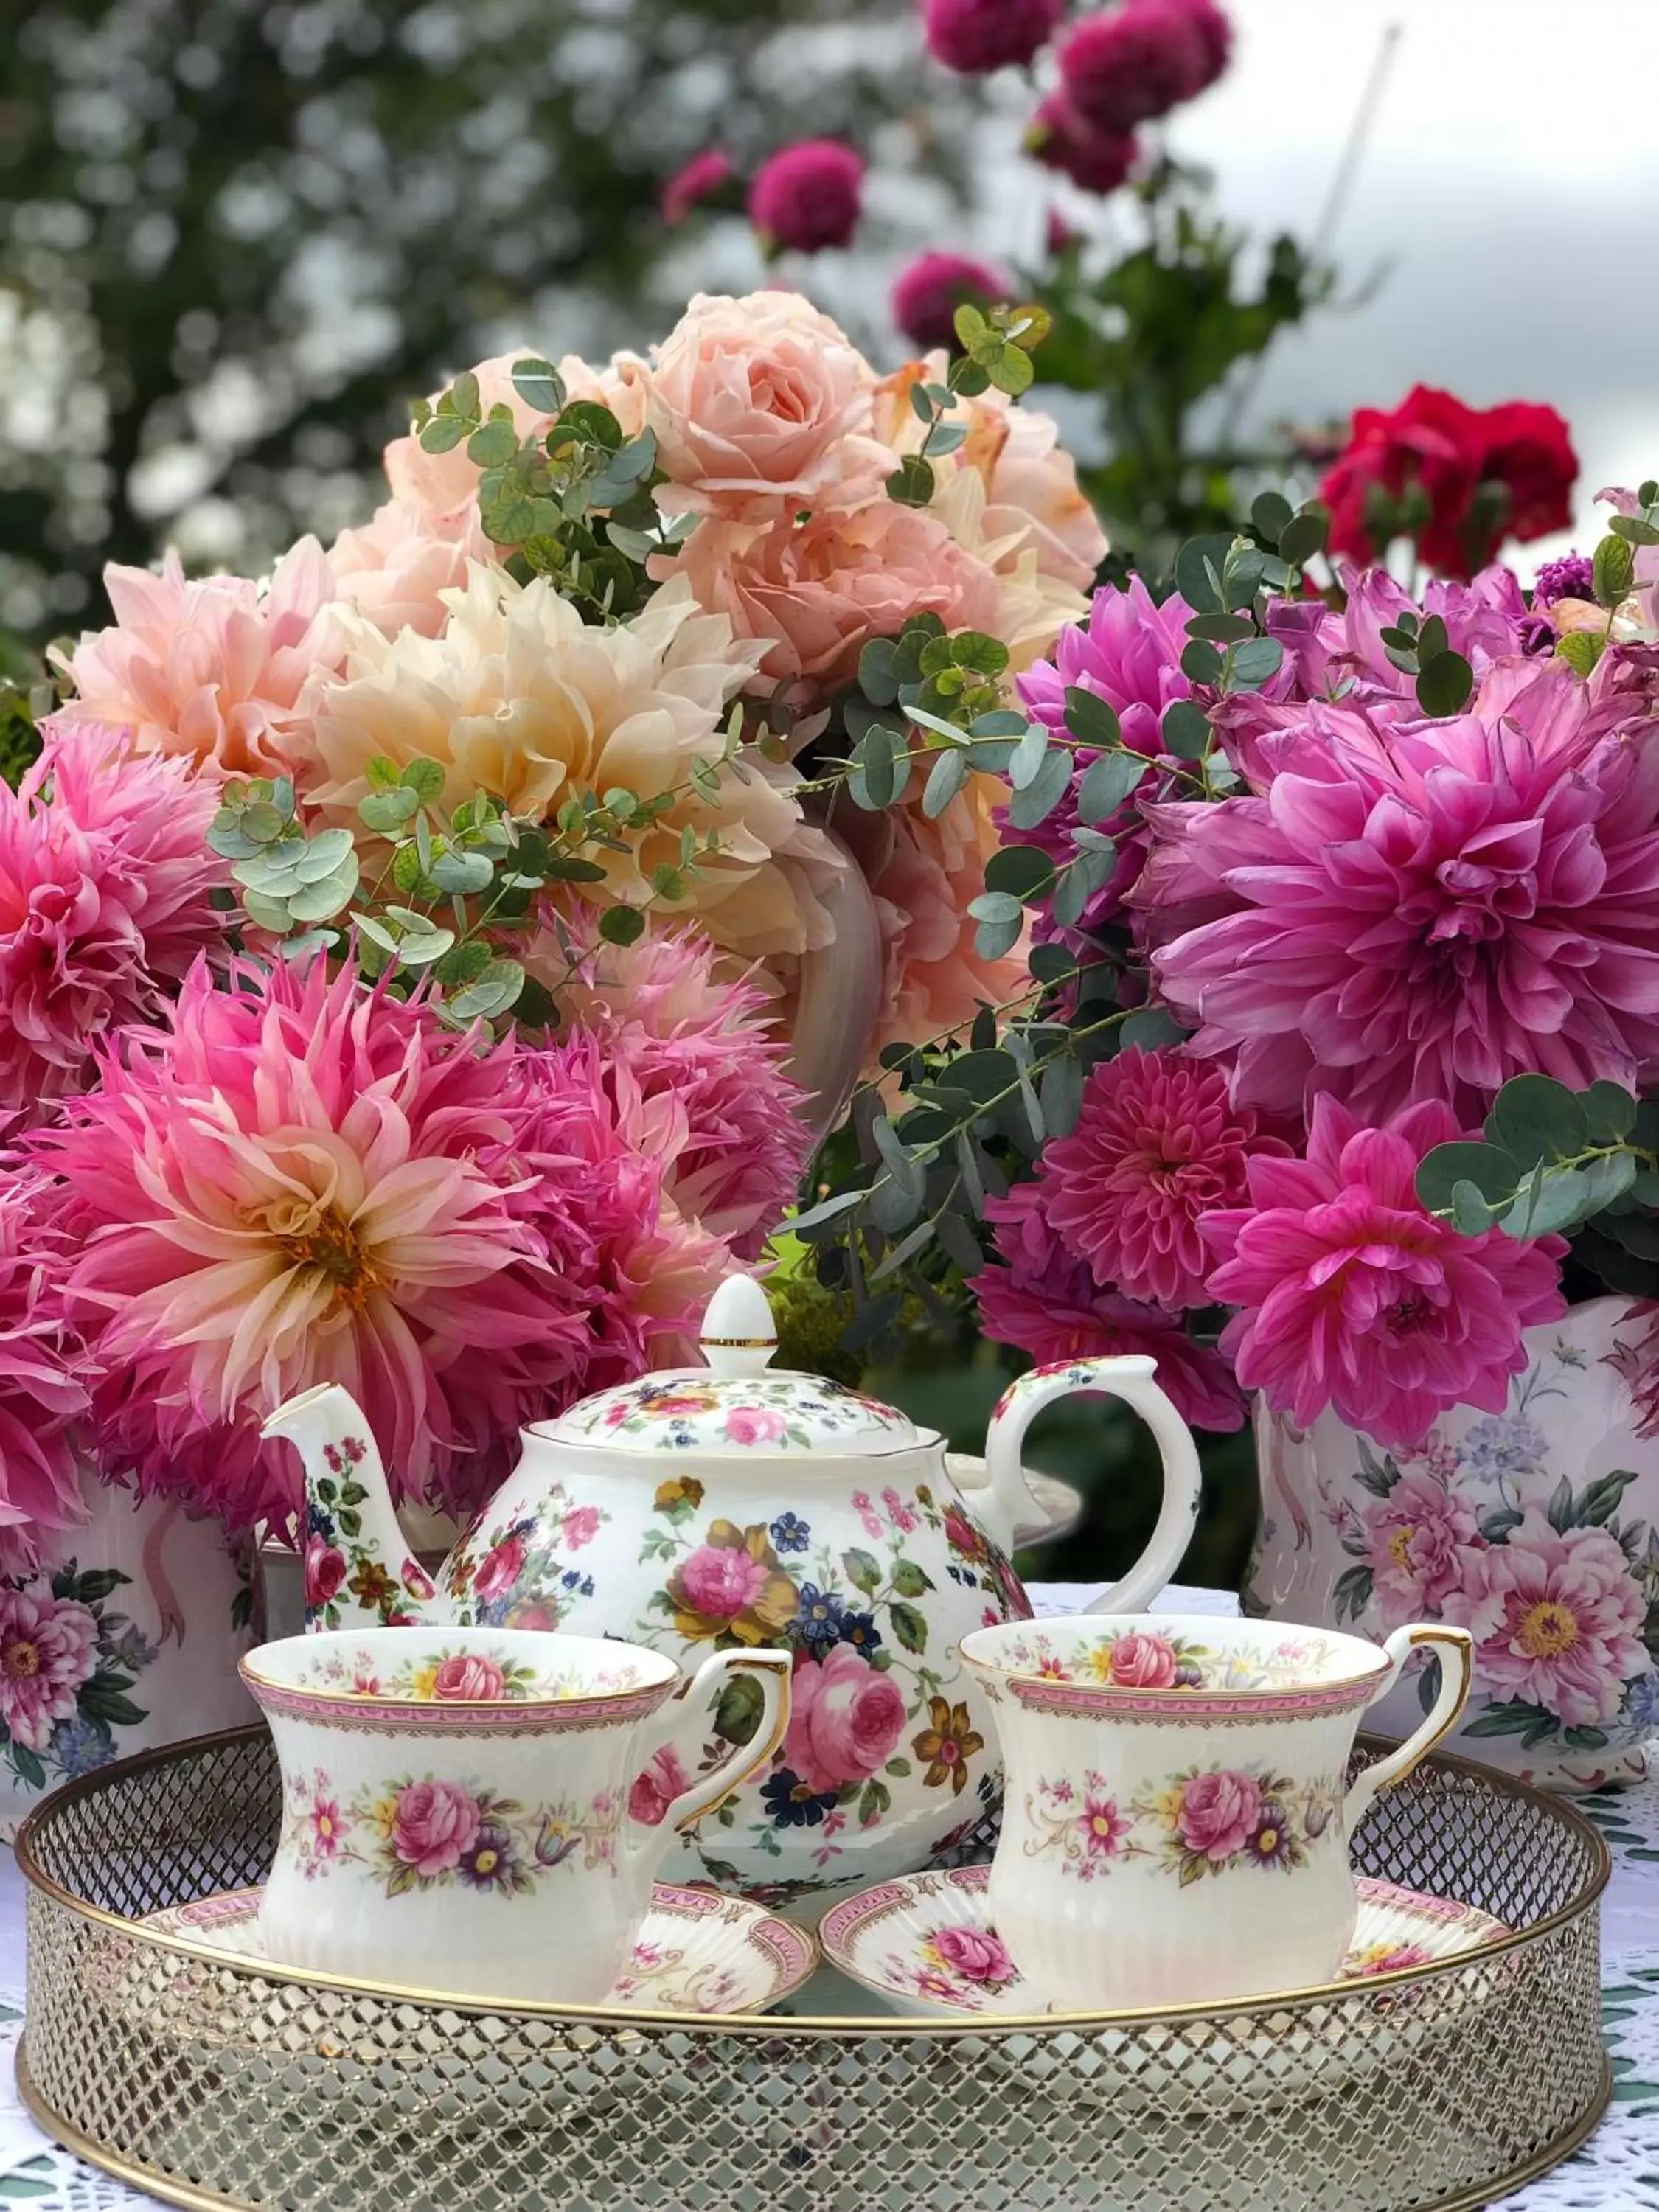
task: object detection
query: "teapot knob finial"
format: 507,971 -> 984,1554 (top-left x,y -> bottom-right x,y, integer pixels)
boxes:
700,1276 -> 778,1378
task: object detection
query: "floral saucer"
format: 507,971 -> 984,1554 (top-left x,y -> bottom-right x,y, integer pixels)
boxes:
944,1455 -> 1084,1549
140,1880 -> 818,2014
818,1865 -> 1511,2018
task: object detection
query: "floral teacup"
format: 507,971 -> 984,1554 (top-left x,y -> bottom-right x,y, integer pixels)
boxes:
241,1628 -> 790,2003
959,1613 -> 1472,2010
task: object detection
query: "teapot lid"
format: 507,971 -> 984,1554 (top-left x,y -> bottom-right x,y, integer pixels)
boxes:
531,1276 -> 926,1457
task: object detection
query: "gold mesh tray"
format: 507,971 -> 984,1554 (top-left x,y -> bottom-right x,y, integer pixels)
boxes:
16,1725 -> 1610,2212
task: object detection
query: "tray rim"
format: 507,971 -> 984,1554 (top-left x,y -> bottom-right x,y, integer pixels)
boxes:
12,2038 -> 1615,2212
15,1720 -> 1612,2036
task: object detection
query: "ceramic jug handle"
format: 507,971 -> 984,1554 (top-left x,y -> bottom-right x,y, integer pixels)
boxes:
1343,1624 -> 1475,1837
984,1355 -> 1202,1610
631,1649 -> 793,1848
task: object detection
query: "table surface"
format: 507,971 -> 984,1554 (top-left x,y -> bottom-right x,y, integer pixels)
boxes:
2,1582 -> 1658,2210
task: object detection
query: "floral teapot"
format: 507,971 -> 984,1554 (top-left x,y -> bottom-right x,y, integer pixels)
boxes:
264,1276 -> 1203,1900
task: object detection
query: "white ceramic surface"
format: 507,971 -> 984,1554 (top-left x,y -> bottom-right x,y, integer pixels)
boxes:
139,1880 -> 820,2013
0,1476 -> 255,1838
817,1863 -> 1512,2018
240,1627 -> 790,2003
262,1286 -> 1205,1899
960,1612 -> 1472,2010
1250,1296 -> 1659,1792
944,1455 -> 1085,1550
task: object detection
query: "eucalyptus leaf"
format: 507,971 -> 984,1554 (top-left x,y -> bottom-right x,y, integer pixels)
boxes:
1007,721 -> 1049,792
1063,687 -> 1121,749
922,748 -> 969,818
984,845 -> 1055,901
293,828 -> 358,883
359,788 -> 420,834
1077,751 -> 1146,821
1488,1074 -> 1589,1169
512,359 -> 566,416
1006,746 -> 1072,830
1415,650 -> 1474,718
599,905 -> 647,946
1119,1006 -> 1187,1051
447,958 -> 526,1021
285,860 -> 361,924
1173,533 -> 1233,616
1161,701 -> 1211,759
428,849 -> 495,895
1500,1165 -> 1595,1239
392,925 -> 457,967
1226,636 -> 1284,692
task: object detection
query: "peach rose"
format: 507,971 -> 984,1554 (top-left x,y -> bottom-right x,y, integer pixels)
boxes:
666,501 -> 1001,691
835,771 -> 1029,1057
645,291 -> 889,522
326,496 -> 483,639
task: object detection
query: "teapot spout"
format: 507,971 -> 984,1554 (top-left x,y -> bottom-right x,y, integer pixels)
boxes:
261,1384 -> 445,1631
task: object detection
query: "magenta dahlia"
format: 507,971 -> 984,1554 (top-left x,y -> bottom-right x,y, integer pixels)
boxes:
1024,94 -> 1139,195
28,956 -> 717,1528
0,722 -> 228,1124
1057,2 -> 1210,134
924,0 -> 1066,73
1043,1048 -> 1287,1310
0,1169 -> 88,1576
891,251 -> 1009,354
1004,577 -> 1202,928
970,1184 -> 1244,1432
554,920 -> 810,1258
1200,1097 -> 1566,1447
662,148 -> 735,224
1138,664 -> 1659,1126
748,141 -> 865,254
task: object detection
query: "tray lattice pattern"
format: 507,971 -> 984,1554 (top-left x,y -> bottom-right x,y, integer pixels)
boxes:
18,1728 -> 1609,2212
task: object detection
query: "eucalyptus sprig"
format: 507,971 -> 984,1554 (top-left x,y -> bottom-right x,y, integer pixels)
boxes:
413,360 -> 686,622
887,300 -> 1054,512
1416,1074 -> 1658,1246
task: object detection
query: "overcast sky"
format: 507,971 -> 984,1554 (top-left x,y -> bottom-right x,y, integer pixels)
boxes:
1132,0 -> 1657,568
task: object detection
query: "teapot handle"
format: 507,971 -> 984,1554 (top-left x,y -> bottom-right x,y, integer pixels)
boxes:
981,1355 -> 1201,1612
626,1651 -> 793,1873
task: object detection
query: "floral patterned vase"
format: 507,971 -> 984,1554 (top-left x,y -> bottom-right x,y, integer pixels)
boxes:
1245,1297 -> 1659,1792
0,1468 -> 258,1835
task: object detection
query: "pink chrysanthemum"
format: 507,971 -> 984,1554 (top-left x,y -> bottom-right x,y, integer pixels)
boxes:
1138,665 -> 1659,1126
1200,1097 -> 1566,1447
0,1169 -> 88,1576
970,1184 -> 1244,1432
891,252 -> 1009,354
924,0 -> 1065,74
0,722 -> 228,1123
49,540 -> 341,777
29,956 -> 727,1528
1057,2 -> 1211,134
1043,1049 -> 1286,1310
550,919 -> 810,1258
1024,95 -> 1139,196
748,142 -> 864,254
662,149 -> 736,224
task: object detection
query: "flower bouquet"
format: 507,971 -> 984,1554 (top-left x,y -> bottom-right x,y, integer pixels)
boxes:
0,282 -> 1102,1764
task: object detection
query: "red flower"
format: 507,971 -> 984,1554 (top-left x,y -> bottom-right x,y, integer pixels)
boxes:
748,141 -> 864,254
661,149 -> 734,224
1320,385 -> 1577,581
1025,94 -> 1139,197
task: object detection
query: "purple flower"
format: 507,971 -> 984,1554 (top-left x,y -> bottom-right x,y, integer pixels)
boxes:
1532,552 -> 1596,609
891,252 -> 1009,353
1057,1 -> 1219,135
1023,97 -> 1140,197
748,142 -> 863,254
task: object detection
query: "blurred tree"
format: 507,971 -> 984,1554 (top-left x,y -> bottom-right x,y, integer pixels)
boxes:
0,0 -> 979,639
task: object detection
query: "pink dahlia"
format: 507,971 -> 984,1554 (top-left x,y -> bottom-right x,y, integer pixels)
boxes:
29,957 -> 705,1528
1057,2 -> 1212,134
1043,1049 -> 1286,1310
0,1587 -> 98,1751
1138,666 -> 1659,1126
0,722 -> 228,1122
0,1170 -> 88,1576
1006,578 -> 1203,927
748,142 -> 864,254
925,0 -> 1064,72
1458,1513 -> 1645,1728
553,921 -> 809,1258
1024,95 -> 1139,196
1201,1097 -> 1566,1447
891,252 -> 1009,354
970,1183 -> 1244,1431
49,540 -> 341,777
662,148 -> 735,223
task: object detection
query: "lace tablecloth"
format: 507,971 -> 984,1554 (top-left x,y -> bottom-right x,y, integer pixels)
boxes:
3,1582 -> 1658,2210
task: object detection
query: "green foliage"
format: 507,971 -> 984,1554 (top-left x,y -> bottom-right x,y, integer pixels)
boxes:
0,636 -> 47,790
1416,1074 -> 1651,1245
1028,164 -> 1335,574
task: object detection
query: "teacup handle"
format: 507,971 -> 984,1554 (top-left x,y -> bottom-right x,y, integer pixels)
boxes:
1343,1624 -> 1474,1837
982,1354 -> 1201,1610
630,1649 -> 793,1849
